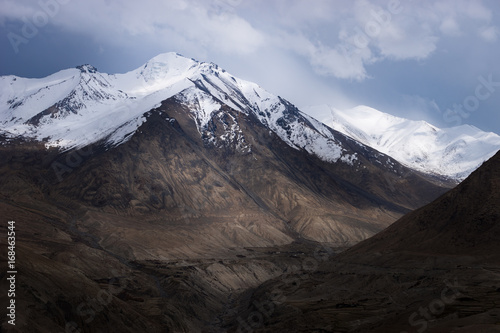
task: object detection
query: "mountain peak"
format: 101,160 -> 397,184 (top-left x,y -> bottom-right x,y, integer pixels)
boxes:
138,52 -> 200,83
76,64 -> 98,74
303,104 -> 500,180
145,52 -> 193,64
0,53 -> 358,167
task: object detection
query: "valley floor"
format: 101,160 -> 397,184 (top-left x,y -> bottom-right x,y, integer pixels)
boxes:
223,251 -> 500,332
3,210 -> 499,333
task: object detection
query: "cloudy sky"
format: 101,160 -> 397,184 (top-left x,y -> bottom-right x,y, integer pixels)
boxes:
1,0 -> 499,133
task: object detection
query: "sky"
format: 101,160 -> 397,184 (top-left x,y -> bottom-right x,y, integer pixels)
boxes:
1,0 -> 499,134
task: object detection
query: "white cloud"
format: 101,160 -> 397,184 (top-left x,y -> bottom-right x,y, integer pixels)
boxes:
309,44 -> 369,80
440,17 -> 461,36
279,0 -> 496,80
478,25 -> 499,42
276,31 -> 371,81
379,94 -> 445,128
462,0 -> 492,21
377,29 -> 438,61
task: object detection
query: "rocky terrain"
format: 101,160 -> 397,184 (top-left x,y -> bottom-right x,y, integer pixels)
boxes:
229,151 -> 500,332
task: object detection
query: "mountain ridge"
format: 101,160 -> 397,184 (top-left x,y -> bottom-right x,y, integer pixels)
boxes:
1,53 -> 360,167
4,53 -> 497,184
303,104 -> 500,180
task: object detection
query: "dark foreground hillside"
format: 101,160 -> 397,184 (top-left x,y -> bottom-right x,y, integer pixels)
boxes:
228,150 -> 500,332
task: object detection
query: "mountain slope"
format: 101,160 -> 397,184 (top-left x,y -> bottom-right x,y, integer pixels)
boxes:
304,104 -> 500,180
0,53 -> 453,246
347,150 -> 500,256
0,95 -> 447,252
231,152 -> 500,332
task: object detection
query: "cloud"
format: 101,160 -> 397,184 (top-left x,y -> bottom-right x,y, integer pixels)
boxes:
440,17 -> 461,36
276,32 -> 370,81
0,0 -> 497,82
478,25 -> 499,42
461,0 -> 492,21
280,0 -> 441,78
268,0 -> 496,80
393,94 -> 444,126
0,0 -> 266,55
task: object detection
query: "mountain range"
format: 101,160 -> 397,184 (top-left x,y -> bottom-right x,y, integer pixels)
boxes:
1,52 -> 361,164
1,53 -> 499,332
2,53 -> 499,182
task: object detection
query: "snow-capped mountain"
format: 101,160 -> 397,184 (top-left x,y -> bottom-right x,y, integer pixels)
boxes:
3,52 -> 486,183
0,52 -> 453,285
0,52 -> 355,165
303,104 -> 500,180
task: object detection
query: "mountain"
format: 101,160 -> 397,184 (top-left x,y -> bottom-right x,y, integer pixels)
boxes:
303,104 -> 500,180
0,53 -> 451,247
0,53 -> 365,164
0,53 -> 454,332
230,151 -> 500,332
347,150 -> 500,256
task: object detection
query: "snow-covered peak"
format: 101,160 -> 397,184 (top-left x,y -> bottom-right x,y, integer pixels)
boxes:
303,104 -> 500,180
137,52 -> 198,82
2,53 -> 497,180
0,54 -> 356,166
336,105 -> 438,134
146,52 -> 187,64
77,64 -> 98,74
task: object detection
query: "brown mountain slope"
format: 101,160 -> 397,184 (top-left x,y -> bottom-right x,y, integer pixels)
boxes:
346,149 -> 500,256
1,95 -> 450,255
229,151 -> 500,332
0,93 -> 452,332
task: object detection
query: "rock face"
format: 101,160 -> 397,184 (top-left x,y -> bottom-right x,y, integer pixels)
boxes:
232,151 -> 500,333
